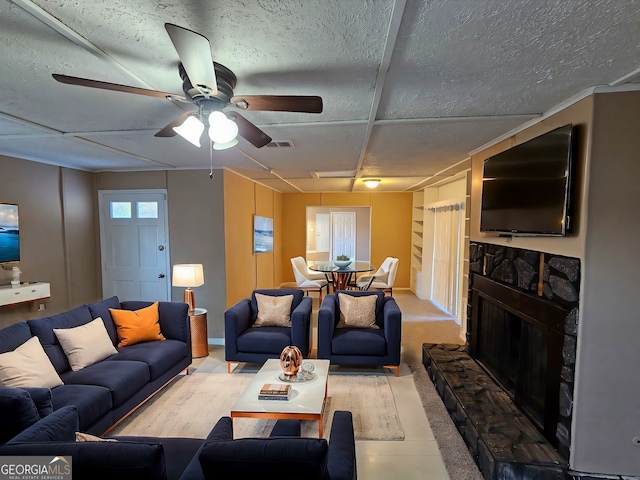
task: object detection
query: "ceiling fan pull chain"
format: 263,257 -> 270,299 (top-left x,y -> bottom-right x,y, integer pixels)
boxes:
209,139 -> 214,180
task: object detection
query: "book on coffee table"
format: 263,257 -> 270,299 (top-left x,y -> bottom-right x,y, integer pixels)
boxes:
258,383 -> 291,400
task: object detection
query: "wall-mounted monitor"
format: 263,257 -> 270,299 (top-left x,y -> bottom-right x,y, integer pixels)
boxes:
0,203 -> 20,263
480,124 -> 575,236
253,215 -> 274,253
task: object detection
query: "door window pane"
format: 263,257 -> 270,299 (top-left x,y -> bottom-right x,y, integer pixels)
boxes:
137,202 -> 158,219
111,202 -> 132,219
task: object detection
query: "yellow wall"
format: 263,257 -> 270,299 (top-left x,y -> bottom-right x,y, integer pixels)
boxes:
223,171 -> 283,307
280,192 -> 413,288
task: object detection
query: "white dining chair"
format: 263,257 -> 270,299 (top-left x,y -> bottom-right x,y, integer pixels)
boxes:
356,257 -> 399,296
291,256 -> 330,300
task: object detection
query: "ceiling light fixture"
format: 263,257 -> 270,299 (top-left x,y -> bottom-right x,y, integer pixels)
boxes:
363,179 -> 381,189
208,111 -> 238,144
213,138 -> 238,150
173,111 -> 240,148
173,116 -> 205,147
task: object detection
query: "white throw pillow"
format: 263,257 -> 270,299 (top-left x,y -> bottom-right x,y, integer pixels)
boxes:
253,294 -> 294,327
0,336 -> 63,388
337,293 -> 379,329
54,317 -> 118,371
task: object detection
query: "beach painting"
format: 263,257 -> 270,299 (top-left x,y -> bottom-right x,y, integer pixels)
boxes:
0,203 -> 20,263
254,215 -> 274,253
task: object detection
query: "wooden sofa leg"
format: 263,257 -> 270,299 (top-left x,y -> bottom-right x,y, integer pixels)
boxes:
228,362 -> 238,374
384,365 -> 400,377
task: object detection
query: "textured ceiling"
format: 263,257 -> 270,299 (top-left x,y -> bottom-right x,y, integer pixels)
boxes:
0,0 -> 638,192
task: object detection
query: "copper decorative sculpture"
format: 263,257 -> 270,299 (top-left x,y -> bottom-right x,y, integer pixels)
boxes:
279,345 -> 302,379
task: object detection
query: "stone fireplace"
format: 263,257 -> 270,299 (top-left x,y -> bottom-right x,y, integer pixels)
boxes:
422,241 -> 588,479
468,242 -> 580,459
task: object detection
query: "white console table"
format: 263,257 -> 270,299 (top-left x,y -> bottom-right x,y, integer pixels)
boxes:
0,282 -> 51,307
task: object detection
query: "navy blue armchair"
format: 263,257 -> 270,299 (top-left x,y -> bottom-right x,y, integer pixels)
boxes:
224,289 -> 312,372
317,290 -> 402,376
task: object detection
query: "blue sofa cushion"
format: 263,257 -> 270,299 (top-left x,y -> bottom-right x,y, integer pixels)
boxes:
113,435 -> 204,480
51,384 -> 112,431
60,360 -> 149,408
8,405 -> 78,443
27,305 -> 94,373
0,322 -> 32,354
106,339 -> 187,380
335,290 -> 385,327
331,327 -> 387,356
0,387 -> 41,444
0,441 -> 167,480
86,296 -> 122,345
236,327 -> 291,354
250,289 -> 304,323
199,437 -> 329,479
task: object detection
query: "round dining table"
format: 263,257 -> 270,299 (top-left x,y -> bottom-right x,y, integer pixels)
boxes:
308,261 -> 375,292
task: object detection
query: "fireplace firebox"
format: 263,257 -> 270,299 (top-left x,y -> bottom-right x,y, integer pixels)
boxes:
470,275 -> 567,447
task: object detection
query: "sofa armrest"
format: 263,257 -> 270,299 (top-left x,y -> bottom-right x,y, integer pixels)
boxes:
383,297 -> 402,364
327,410 -> 357,480
0,440 -> 167,479
7,406 -> 78,443
317,294 -> 337,359
291,296 -> 312,357
224,299 -> 252,359
205,416 -> 233,441
22,387 -> 53,417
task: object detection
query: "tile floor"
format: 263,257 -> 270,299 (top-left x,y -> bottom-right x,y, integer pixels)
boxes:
193,290 -> 455,480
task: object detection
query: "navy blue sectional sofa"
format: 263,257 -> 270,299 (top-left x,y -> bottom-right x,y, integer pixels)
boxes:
0,296 -> 191,435
0,387 -> 357,480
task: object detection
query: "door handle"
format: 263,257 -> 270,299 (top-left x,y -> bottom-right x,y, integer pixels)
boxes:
158,274 -> 165,278
158,245 -> 165,251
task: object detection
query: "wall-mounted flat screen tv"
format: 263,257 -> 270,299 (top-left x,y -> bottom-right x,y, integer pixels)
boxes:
480,124 -> 575,236
0,203 -> 20,263
253,215 -> 274,253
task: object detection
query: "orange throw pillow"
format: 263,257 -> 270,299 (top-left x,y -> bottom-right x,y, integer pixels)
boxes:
109,302 -> 165,347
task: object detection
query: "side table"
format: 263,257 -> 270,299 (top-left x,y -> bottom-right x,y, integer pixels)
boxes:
189,308 -> 209,358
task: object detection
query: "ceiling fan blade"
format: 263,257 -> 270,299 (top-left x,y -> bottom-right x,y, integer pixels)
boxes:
154,111 -> 195,137
165,23 -> 218,96
52,74 -> 186,101
228,112 -> 272,148
230,95 -> 323,113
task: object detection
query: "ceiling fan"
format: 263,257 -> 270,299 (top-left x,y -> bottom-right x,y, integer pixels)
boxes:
52,23 -> 323,149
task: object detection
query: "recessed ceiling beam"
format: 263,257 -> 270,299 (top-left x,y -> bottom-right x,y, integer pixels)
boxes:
13,0 -> 156,90
352,0 -> 407,190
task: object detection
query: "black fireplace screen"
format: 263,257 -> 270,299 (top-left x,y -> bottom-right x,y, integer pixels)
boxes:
477,300 -> 548,429
471,275 -> 566,445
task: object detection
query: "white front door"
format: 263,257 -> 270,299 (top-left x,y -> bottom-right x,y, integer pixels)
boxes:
331,212 -> 356,260
99,190 -> 170,302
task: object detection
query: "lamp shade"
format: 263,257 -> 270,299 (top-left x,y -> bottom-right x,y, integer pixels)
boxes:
363,179 -> 381,189
172,264 -> 204,287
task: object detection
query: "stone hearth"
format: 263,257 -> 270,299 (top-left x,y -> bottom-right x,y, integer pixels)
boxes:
423,343 -> 568,480
422,343 -> 640,480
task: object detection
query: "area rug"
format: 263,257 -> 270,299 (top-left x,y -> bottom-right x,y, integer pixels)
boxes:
110,372 -> 404,441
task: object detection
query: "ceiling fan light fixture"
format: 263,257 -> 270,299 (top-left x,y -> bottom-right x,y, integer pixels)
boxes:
363,179 -> 381,189
213,138 -> 238,150
208,111 -> 238,144
173,115 -> 204,147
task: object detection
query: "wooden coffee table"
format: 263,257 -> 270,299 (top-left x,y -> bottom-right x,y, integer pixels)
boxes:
230,359 -> 330,438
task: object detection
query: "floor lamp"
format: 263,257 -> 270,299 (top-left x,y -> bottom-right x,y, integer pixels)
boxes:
172,264 -> 204,314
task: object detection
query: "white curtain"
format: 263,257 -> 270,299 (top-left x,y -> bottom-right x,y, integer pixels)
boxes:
431,203 -> 464,316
